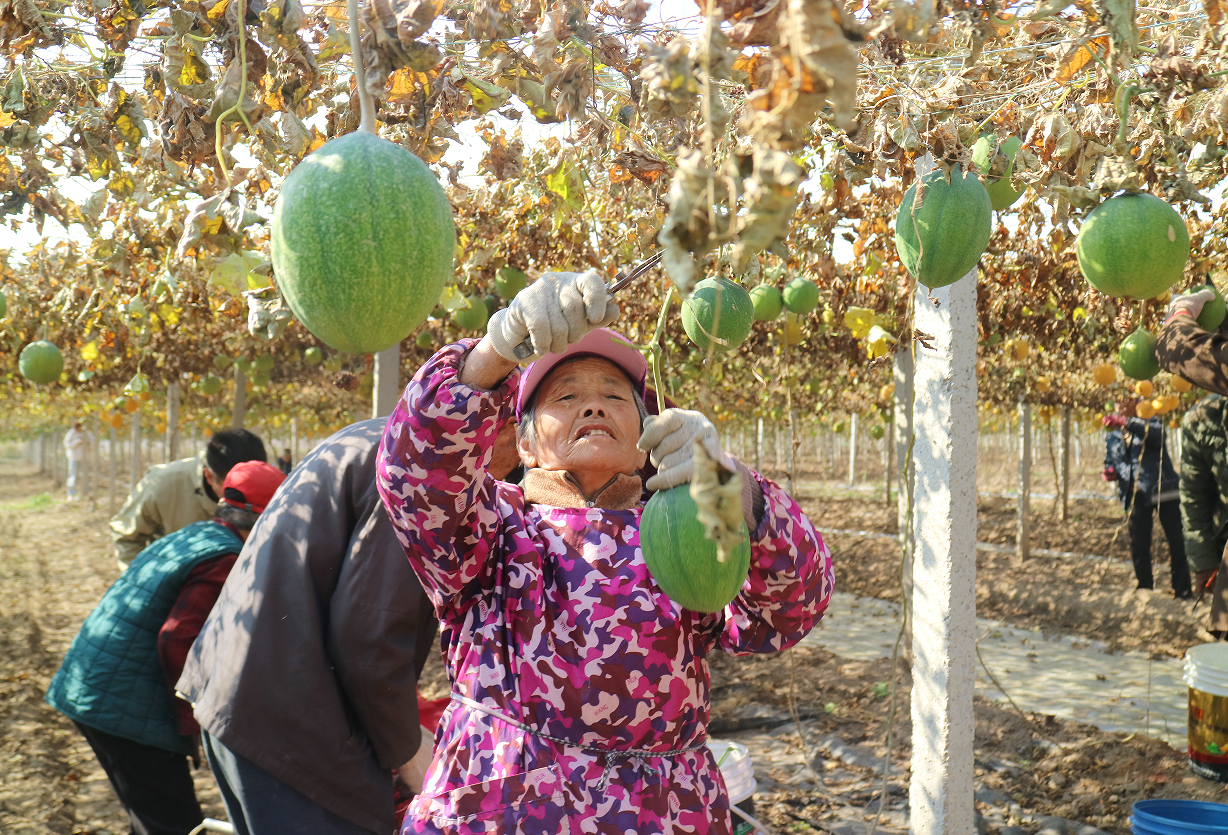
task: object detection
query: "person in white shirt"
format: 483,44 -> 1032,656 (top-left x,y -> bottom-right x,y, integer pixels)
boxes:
63,420 -> 92,501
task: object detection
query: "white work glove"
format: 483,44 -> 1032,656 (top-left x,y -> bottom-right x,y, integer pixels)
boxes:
637,408 -> 736,492
487,270 -> 620,362
1165,287 -> 1216,323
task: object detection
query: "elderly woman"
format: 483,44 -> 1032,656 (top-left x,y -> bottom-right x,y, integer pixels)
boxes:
378,271 -> 833,834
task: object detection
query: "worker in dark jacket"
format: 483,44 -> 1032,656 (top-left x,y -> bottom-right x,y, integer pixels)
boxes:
45,461 -> 286,835
175,419 -> 441,835
1154,284 -> 1228,633
1102,399 -> 1191,597
1156,285 -> 1228,636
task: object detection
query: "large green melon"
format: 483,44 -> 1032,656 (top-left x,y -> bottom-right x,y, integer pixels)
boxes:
1076,193 -> 1189,300
681,277 -> 754,353
640,485 -> 751,613
271,131 -> 455,354
19,340 -> 63,384
1118,327 -> 1161,381
894,167 -> 992,289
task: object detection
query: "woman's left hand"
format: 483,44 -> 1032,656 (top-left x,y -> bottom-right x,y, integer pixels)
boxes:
637,409 -> 735,491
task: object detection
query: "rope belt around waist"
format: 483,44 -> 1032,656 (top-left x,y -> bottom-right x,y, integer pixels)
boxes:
451,693 -> 707,791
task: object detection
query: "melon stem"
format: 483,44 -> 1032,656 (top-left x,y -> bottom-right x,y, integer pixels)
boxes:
347,0 -> 378,135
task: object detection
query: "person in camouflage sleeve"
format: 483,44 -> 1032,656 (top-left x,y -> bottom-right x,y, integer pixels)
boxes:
378,271 -> 833,834
1155,287 -> 1228,638
1177,394 -> 1228,638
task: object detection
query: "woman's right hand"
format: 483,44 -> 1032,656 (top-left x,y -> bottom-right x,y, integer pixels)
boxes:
487,270 -> 620,363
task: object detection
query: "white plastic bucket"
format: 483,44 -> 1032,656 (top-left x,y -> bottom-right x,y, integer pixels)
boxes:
707,739 -> 757,804
1182,642 -> 1228,782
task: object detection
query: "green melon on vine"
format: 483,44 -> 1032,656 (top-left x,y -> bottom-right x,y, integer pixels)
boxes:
1197,281 -> 1226,331
1118,327 -> 1161,381
496,267 -> 527,298
749,284 -> 783,321
640,485 -> 750,613
782,278 -> 819,314
681,277 -> 754,353
19,341 -> 64,385
894,167 -> 992,289
271,131 -> 455,355
451,294 -> 489,331
1076,192 -> 1189,300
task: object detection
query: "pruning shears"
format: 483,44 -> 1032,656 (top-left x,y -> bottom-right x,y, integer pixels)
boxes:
511,251 -> 664,361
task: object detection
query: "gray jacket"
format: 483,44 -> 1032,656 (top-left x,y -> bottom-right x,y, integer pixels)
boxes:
177,419 -> 437,834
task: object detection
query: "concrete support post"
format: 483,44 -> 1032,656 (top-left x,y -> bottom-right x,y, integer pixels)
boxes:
166,382 -> 180,462
90,416 -> 101,503
848,412 -> 858,487
755,417 -> 763,473
1017,398 -> 1031,562
895,349 -> 915,553
1059,405 -> 1071,522
108,425 -> 118,515
373,344 -> 401,418
292,417 -> 300,463
232,366 -> 247,428
129,414 -> 141,492
787,410 -> 797,495
909,221 -> 977,834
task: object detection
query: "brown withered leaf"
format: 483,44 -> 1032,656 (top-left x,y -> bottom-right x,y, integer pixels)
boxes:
360,0 -> 442,97
205,40 -> 269,125
159,92 -> 216,166
547,57 -> 592,121
719,0 -> 783,47
741,0 -> 861,147
688,440 -> 745,564
611,149 -> 670,185
1145,33 -> 1214,92
1051,37 -> 1107,85
729,147 -> 803,271
479,131 -> 524,180
658,147 -> 729,295
639,37 -> 697,120
0,0 -> 57,50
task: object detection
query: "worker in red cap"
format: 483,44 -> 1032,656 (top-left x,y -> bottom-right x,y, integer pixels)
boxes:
46,460 -> 286,835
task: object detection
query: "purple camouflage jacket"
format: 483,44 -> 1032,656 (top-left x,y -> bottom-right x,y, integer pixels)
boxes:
377,341 -> 834,835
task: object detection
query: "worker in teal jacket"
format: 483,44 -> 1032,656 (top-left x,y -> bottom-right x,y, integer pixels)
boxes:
46,461 -> 285,835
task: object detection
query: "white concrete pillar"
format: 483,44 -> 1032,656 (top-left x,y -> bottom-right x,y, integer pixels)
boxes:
909,213 -> 977,834
373,344 -> 401,418
166,381 -> 180,462
129,414 -> 141,491
1059,405 -> 1071,521
108,425 -> 118,514
292,417 -> 300,462
755,417 -> 764,473
788,409 -> 797,495
896,349 -> 915,552
232,366 -> 247,428
1017,399 -> 1031,562
848,412 -> 858,486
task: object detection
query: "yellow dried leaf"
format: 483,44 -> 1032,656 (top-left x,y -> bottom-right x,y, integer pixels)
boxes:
1052,37 -> 1107,85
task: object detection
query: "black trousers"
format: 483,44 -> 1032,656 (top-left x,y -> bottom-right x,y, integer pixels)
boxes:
74,721 -> 203,835
1128,498 -> 1193,596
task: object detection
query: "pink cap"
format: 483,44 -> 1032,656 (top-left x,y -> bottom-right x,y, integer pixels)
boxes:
516,328 -> 647,418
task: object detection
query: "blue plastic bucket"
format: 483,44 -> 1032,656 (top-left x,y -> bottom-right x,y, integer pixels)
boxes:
1131,799 -> 1228,834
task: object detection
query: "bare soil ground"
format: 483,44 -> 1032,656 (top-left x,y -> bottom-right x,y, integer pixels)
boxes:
799,488 -> 1214,660
2,451 -> 1225,835
0,457 -> 225,835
